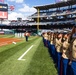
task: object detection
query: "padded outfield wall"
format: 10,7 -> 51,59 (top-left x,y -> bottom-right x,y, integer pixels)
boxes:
0,29 -> 14,35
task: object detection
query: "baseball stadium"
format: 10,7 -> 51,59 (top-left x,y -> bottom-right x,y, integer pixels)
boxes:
0,0 -> 76,75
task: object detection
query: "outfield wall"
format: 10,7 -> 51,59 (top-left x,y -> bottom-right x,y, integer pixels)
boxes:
0,29 -> 15,35
0,31 -> 4,35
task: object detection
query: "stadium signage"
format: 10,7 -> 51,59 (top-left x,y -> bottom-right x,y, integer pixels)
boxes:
0,6 -> 7,9
0,4 -> 8,19
2,6 -> 7,9
0,4 -> 8,11
0,11 -> 7,18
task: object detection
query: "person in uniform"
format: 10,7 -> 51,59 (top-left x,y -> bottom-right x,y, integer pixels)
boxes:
61,33 -> 70,75
43,32 -> 48,47
47,32 -> 51,50
69,26 -> 76,75
42,32 -> 45,45
49,32 -> 54,57
50,32 -> 56,63
48,32 -> 52,56
70,36 -> 76,75
24,31 -> 30,42
55,33 -> 63,75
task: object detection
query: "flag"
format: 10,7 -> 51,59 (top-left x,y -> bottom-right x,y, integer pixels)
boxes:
0,0 -> 4,3
10,5 -> 15,11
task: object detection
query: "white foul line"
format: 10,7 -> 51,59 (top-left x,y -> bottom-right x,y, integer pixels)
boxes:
18,45 -> 34,61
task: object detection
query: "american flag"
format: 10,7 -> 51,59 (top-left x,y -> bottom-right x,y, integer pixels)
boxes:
0,0 -> 4,2
10,5 -> 15,11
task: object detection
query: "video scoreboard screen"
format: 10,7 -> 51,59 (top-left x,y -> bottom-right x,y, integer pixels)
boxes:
0,3 -> 8,19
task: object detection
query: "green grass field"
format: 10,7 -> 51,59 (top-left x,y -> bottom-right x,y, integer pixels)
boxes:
0,34 -> 15,38
0,35 -> 57,75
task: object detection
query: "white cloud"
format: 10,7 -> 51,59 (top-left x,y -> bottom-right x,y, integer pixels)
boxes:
18,4 -> 37,13
61,0 -> 68,2
7,0 -> 37,20
8,12 -> 27,20
8,0 -> 24,3
8,3 -> 37,20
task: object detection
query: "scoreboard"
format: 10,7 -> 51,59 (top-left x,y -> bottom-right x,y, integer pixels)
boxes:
0,3 -> 8,19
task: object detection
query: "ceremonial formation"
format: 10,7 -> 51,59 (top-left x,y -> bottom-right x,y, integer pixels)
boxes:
0,0 -> 76,75
42,26 -> 76,75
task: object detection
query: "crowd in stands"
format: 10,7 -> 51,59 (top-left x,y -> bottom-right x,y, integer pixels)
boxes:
9,20 -> 29,26
27,5 -> 76,26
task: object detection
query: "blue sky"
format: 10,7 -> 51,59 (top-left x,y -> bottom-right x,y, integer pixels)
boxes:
24,0 -> 55,6
4,0 -> 56,20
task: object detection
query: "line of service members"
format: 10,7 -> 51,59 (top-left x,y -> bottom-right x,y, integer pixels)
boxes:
42,26 -> 76,75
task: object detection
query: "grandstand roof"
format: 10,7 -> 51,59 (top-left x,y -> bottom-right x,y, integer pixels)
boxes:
34,0 -> 76,10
